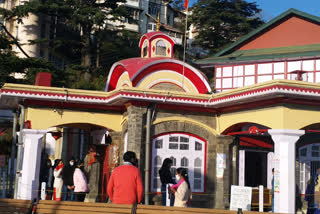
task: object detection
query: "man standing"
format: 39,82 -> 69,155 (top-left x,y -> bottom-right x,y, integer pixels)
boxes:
107,151 -> 143,204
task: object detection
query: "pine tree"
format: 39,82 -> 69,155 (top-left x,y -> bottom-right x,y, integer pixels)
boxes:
0,0 -> 130,80
191,0 -> 264,54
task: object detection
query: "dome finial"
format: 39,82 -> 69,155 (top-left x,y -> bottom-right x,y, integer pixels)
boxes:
156,13 -> 160,31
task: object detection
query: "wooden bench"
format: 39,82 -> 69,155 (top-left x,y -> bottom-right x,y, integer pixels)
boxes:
0,199 -> 33,214
251,189 -> 272,210
34,200 -> 265,214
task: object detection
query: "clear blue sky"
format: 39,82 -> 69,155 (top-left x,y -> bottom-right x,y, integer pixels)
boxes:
189,0 -> 320,21
247,0 -> 320,21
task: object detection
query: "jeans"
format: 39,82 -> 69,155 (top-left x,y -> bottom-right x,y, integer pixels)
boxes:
62,184 -> 74,201
161,184 -> 174,206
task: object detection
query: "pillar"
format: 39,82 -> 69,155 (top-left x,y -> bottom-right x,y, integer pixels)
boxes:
17,129 -> 47,200
126,105 -> 146,164
215,135 -> 233,209
269,129 -> 304,214
239,150 -> 245,186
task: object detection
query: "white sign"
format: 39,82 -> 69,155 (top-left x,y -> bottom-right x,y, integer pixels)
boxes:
230,185 -> 252,211
216,153 -> 226,169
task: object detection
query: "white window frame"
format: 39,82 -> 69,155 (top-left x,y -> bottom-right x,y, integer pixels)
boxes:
151,133 -> 206,192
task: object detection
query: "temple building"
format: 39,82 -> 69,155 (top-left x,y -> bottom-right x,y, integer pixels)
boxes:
1,8 -> 320,213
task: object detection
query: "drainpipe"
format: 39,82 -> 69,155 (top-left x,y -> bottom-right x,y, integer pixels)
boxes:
14,104 -> 25,199
9,112 -> 17,197
144,105 -> 152,205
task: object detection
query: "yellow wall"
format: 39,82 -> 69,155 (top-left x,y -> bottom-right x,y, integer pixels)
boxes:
116,72 -> 132,88
218,104 -> 320,133
137,71 -> 198,94
25,107 -> 123,131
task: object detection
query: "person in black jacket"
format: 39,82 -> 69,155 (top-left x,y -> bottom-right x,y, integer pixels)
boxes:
39,158 -> 54,200
62,157 -> 76,201
159,158 -> 175,206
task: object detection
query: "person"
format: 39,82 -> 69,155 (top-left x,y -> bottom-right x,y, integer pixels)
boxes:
314,169 -> 320,214
159,158 -> 175,206
84,145 -> 101,202
39,158 -> 54,200
53,159 -> 64,201
271,168 -> 274,212
62,157 -> 76,201
170,168 -> 191,207
306,179 -> 316,214
107,151 -> 143,204
73,159 -> 89,202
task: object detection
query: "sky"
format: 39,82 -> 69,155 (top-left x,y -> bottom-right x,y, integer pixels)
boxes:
189,0 -> 320,21
247,0 -> 320,21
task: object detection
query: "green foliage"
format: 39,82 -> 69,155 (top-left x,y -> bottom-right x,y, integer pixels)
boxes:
0,33 -> 62,87
191,0 -> 264,54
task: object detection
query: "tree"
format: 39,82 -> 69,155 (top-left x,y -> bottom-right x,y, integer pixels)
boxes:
0,0 -> 130,79
0,32 -> 64,87
190,0 -> 264,54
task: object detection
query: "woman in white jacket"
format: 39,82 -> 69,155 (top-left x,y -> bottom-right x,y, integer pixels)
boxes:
170,168 -> 192,207
53,159 -> 64,201
73,160 -> 89,202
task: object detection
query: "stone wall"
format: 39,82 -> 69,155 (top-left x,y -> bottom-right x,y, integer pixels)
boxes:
120,105 -> 234,208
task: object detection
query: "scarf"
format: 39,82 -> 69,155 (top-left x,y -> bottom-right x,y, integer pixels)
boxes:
88,152 -> 96,166
55,164 -> 64,171
171,179 -> 184,190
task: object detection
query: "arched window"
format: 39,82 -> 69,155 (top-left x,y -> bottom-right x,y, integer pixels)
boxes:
181,157 -> 189,167
151,133 -> 206,192
194,158 -> 202,190
156,40 -> 166,56
153,155 -> 162,189
170,156 -> 177,177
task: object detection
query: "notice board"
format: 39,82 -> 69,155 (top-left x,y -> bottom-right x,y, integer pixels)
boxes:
230,185 -> 252,211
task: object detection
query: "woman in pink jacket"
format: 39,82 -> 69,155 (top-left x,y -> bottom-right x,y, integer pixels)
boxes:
73,160 -> 89,202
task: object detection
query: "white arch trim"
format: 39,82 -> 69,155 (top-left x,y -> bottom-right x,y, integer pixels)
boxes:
136,70 -> 197,93
131,59 -> 212,93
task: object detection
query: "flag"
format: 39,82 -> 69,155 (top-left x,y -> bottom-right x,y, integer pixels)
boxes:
184,0 -> 189,9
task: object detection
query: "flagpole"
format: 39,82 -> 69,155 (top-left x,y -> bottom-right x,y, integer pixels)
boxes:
182,5 -> 189,88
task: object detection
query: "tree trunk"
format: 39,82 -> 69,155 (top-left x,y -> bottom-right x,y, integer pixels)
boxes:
81,27 -> 92,81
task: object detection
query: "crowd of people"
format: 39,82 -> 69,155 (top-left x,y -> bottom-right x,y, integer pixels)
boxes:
40,149 -> 192,207
39,157 -> 89,202
107,152 -> 192,207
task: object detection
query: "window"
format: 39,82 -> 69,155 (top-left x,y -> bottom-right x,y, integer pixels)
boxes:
156,40 -> 167,56
169,143 -> 178,149
170,156 -> 176,177
195,141 -> 202,151
312,146 -> 320,157
148,2 -> 160,16
194,158 -> 202,190
300,148 -> 307,157
148,24 -> 153,30
143,45 -> 148,57
151,133 -> 206,192
153,155 -> 162,189
181,157 -> 188,167
155,139 -> 163,149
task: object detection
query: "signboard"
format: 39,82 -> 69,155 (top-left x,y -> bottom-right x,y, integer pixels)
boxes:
216,153 -> 226,179
230,185 -> 252,211
0,155 -> 5,167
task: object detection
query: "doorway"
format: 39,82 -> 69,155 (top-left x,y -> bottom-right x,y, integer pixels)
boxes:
245,151 -> 267,187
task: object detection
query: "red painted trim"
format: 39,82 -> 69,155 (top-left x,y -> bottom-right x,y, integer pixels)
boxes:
151,132 -> 207,193
149,81 -> 186,92
108,65 -> 127,91
23,99 -> 125,111
227,129 -> 268,136
131,62 -> 209,94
